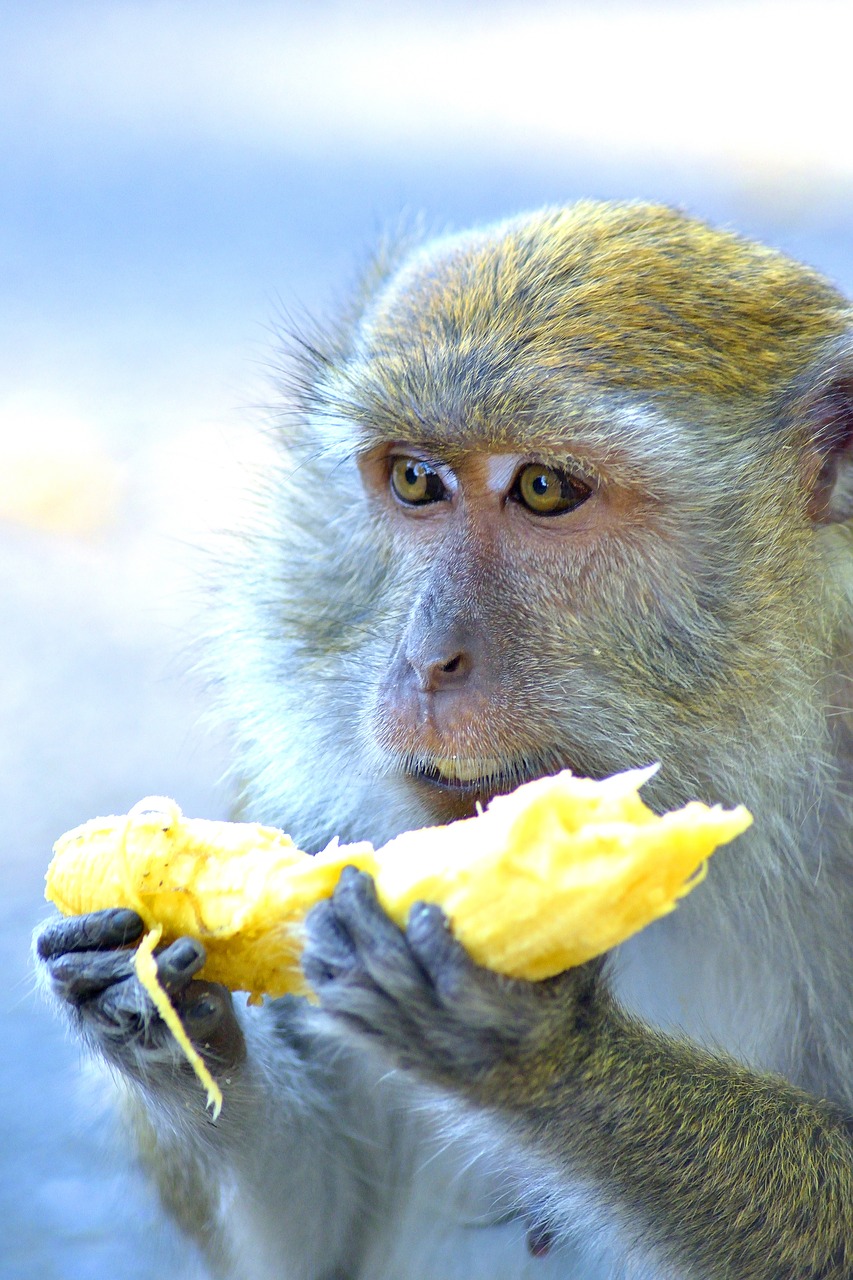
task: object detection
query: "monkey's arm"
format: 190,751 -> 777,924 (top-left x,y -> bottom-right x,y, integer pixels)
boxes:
305,869 -> 853,1280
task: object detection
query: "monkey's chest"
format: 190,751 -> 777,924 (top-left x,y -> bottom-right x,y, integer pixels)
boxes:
614,903 -> 793,1072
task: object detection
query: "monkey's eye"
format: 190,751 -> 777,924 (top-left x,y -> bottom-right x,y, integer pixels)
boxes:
511,464 -> 591,516
389,457 -> 448,506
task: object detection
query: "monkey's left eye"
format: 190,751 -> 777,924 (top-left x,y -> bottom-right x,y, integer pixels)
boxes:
390,458 -> 448,506
511,464 -> 592,516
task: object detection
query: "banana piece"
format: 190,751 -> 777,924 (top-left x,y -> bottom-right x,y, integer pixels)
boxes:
45,768 -> 752,1114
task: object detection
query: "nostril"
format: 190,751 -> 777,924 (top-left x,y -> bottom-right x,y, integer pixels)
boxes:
409,647 -> 471,692
403,619 -> 474,692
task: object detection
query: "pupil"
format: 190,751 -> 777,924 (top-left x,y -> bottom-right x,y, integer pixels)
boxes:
391,457 -> 445,506
532,473 -> 549,496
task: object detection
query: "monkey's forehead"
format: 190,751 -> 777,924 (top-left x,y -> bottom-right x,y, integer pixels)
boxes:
354,202 -> 849,404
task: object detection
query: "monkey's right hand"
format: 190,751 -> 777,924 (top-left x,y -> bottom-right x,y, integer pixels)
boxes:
36,909 -> 245,1083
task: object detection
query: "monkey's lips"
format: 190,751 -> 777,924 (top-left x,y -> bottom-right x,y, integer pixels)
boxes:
410,755 -> 513,799
405,753 -> 581,822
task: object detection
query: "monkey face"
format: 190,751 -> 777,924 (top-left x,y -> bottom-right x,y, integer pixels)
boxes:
332,391 -> 827,827
243,204 -> 846,842
354,439 -> 674,820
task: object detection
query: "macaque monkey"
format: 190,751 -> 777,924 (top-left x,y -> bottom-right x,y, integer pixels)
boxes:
37,203 -> 853,1279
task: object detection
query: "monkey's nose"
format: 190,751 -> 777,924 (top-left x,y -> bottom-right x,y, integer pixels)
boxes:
408,646 -> 472,693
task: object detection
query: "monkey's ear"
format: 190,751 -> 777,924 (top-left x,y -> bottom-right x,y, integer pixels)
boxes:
802,342 -> 853,524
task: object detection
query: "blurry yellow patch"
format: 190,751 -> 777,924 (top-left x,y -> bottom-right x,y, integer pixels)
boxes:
0,446 -> 123,536
0,397 -> 124,537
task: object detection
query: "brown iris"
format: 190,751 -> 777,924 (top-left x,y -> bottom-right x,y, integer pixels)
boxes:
390,458 -> 447,506
513,464 -> 591,515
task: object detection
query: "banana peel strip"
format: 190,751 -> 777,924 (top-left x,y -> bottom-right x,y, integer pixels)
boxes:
133,927 -> 224,1118
45,768 -> 752,1114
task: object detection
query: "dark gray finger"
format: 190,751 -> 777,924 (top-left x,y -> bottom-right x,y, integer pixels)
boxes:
93,975 -> 244,1067
183,988 -> 229,1039
84,960 -> 202,1047
182,984 -> 246,1069
405,902 -> 473,1001
37,909 -> 145,959
302,899 -> 359,986
45,949 -> 137,1004
86,972 -> 243,1065
155,938 -> 207,994
89,972 -> 154,1040
304,871 -> 438,1044
330,867 -> 420,986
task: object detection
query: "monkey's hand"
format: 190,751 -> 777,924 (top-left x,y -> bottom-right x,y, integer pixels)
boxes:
303,866 -> 604,1089
36,909 -> 245,1095
305,872 -> 853,1280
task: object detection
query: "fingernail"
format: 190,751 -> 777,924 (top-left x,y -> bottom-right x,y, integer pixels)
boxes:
169,941 -> 199,971
187,998 -> 216,1022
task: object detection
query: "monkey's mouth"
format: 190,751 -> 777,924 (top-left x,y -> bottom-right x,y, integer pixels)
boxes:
405,752 -> 584,821
409,755 -> 515,799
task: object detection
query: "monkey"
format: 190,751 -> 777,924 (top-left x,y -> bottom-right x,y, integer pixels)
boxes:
36,201 -> 853,1279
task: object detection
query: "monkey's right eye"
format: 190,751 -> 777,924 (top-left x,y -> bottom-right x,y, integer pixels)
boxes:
389,458 -> 448,506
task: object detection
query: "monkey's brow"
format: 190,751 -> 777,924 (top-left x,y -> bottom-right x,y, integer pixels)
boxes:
356,439 -> 457,467
352,435 -> 605,485
322,370 -> 674,481
344,372 -> 656,459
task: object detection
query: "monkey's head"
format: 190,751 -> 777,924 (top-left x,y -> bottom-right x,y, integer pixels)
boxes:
220,203 -> 853,847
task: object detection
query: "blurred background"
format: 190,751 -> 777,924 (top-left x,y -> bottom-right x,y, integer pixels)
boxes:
3,1 -> 851,1276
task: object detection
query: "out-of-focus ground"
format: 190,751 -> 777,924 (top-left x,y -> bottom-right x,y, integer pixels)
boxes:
2,2 -> 852,1276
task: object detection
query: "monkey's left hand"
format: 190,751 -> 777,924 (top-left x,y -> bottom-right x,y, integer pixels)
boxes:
302,866 -> 605,1091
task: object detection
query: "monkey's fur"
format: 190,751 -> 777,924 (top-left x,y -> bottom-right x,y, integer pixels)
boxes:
38,203 -> 853,1279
